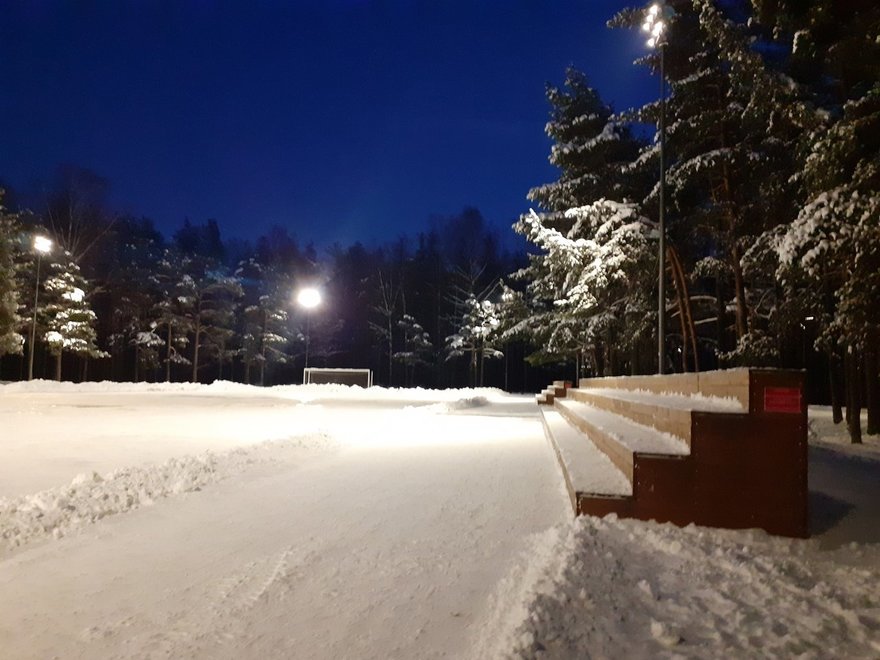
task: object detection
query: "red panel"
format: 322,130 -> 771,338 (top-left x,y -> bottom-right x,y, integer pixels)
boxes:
763,387 -> 802,414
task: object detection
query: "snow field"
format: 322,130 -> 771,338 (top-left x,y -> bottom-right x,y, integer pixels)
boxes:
0,382 -> 570,659
1,381 -> 879,659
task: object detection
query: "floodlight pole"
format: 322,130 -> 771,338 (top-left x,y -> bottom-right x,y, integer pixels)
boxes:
304,312 -> 311,369
658,41 -> 667,374
296,287 -> 321,371
27,236 -> 52,381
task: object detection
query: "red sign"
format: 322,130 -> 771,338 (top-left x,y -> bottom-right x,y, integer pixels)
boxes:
764,387 -> 802,414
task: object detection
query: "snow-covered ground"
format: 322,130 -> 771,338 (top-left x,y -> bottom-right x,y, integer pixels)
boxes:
1,382 -> 879,658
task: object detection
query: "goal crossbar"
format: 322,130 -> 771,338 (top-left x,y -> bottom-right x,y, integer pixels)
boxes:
303,367 -> 373,387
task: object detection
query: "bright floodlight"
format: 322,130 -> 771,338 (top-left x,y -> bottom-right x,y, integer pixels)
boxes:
33,235 -> 53,254
297,287 -> 321,309
643,2 -> 667,48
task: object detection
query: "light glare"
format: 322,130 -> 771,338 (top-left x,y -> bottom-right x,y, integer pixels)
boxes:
33,235 -> 53,254
297,287 -> 321,309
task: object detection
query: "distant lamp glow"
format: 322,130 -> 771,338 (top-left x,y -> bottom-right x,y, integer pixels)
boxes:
28,235 -> 54,380
33,235 -> 53,254
296,287 -> 321,309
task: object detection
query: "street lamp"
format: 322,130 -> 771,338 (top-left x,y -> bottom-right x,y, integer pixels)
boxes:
27,235 -> 53,380
643,2 -> 671,374
296,287 -> 321,369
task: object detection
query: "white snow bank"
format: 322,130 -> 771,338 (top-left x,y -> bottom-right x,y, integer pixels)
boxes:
405,395 -> 491,414
808,406 -> 880,462
0,434 -> 332,553
587,386 -> 745,412
0,379 -> 512,404
483,515 -> 880,659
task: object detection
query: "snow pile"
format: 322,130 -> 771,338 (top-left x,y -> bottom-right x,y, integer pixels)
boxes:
0,434 -> 331,552
0,379 -> 513,405
591,387 -> 745,412
409,395 -> 491,414
485,515 -> 880,659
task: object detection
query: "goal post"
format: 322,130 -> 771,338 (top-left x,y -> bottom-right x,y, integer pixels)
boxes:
303,367 -> 373,387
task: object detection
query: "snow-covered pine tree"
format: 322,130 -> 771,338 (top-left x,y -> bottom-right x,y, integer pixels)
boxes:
41,255 -> 105,380
185,259 -> 243,383
611,1 -> 809,366
513,201 -> 655,376
528,68 -> 646,232
0,192 -> 24,357
512,68 -> 654,374
777,88 -> 880,442
151,249 -> 195,382
369,269 -> 400,386
445,294 -> 502,387
104,220 -> 165,381
394,314 -> 433,387
236,258 -> 292,386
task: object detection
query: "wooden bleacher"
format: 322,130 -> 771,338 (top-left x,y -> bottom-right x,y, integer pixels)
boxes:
538,368 -> 809,538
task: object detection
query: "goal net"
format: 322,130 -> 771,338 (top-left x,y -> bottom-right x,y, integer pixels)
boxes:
302,368 -> 373,388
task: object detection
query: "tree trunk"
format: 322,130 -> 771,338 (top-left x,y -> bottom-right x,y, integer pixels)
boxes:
829,350 -> 843,424
245,362 -> 251,385
845,348 -> 863,444
165,325 -> 173,383
730,247 -> 748,340
667,246 -> 699,372
715,276 -> 726,358
55,353 -> 62,381
865,338 -> 879,435
134,344 -> 140,383
191,318 -> 201,383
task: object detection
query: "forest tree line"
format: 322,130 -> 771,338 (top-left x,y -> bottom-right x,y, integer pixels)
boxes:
0,172 -> 537,391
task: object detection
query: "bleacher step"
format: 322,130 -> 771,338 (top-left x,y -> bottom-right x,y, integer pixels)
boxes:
541,409 -> 632,504
556,399 -> 689,457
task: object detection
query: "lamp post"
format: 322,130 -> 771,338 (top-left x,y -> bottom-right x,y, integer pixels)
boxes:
643,2 -> 670,374
27,235 -> 53,381
296,287 -> 321,369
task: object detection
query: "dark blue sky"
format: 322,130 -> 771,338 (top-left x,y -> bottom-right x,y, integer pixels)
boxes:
0,0 -> 653,248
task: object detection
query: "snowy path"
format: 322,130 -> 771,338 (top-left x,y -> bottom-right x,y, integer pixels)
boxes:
0,387 -> 569,659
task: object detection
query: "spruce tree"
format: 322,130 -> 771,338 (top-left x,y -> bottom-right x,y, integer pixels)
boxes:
0,193 -> 23,357
41,255 -> 105,380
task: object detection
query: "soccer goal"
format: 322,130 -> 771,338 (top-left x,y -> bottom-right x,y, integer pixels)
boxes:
302,367 -> 373,387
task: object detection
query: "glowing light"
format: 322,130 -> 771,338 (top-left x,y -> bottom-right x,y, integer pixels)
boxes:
297,288 -> 322,309
647,37 -> 656,48
33,235 -> 53,254
649,4 -> 660,15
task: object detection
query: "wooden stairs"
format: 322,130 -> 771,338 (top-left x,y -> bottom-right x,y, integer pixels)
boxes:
538,369 -> 809,538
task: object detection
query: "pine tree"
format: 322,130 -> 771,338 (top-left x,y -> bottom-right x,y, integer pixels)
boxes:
528,68 -> 646,232
236,258 -> 292,386
0,192 -> 24,357
41,255 -> 105,380
394,314 -> 433,387
445,294 -> 502,388
512,201 -> 655,375
152,249 -> 195,382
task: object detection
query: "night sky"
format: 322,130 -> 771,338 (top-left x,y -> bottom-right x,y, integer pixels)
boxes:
0,1 -> 654,248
